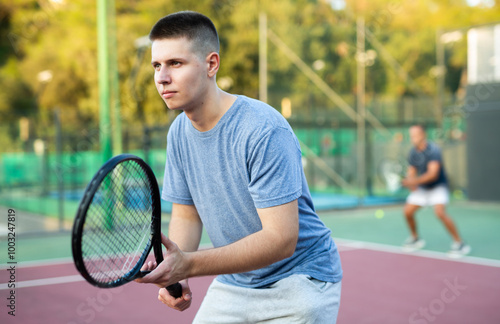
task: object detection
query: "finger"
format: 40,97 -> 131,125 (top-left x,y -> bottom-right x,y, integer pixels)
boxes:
135,266 -> 159,284
158,288 -> 192,311
140,260 -> 157,272
135,274 -> 151,284
161,233 -> 177,251
181,282 -> 192,300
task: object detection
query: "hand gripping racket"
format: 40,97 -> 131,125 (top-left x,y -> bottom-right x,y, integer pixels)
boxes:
71,154 -> 182,298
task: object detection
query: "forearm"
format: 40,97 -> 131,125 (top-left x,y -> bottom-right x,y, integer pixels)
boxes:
138,201 -> 299,288
184,226 -> 296,278
169,218 -> 201,253
406,161 -> 440,186
415,171 -> 439,185
406,167 -> 417,179
169,204 -> 202,252
405,166 -> 438,187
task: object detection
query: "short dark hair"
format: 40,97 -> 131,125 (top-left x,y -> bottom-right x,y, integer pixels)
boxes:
149,11 -> 220,57
411,124 -> 426,133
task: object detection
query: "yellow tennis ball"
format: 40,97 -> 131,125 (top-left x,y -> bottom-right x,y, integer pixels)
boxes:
375,209 -> 384,219
453,189 -> 464,200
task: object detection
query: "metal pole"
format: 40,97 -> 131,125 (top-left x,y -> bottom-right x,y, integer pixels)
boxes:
267,29 -> 390,137
109,0 -> 122,156
436,29 -> 445,123
55,109 -> 64,230
143,126 -> 151,166
259,12 -> 268,103
356,17 -> 366,202
97,0 -> 112,163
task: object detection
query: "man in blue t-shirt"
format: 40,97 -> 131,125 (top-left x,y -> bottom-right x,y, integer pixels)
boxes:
135,11 -> 342,323
401,125 -> 470,257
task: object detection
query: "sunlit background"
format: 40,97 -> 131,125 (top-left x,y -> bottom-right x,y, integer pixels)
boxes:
0,0 -> 499,235
1,2 -> 500,324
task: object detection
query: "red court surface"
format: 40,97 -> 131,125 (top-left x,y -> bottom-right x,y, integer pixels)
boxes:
1,241 -> 499,324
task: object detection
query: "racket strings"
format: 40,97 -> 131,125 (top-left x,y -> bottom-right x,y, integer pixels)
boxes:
380,159 -> 406,193
83,185 -> 149,279
81,160 -> 156,284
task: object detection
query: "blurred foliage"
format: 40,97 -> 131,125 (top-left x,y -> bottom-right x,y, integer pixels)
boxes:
0,0 -> 499,152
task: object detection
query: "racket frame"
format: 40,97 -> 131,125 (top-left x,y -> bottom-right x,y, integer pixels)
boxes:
71,154 -> 160,288
378,158 -> 406,194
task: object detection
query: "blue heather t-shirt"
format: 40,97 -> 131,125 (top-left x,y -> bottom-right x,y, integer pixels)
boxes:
162,95 -> 342,288
408,141 -> 448,189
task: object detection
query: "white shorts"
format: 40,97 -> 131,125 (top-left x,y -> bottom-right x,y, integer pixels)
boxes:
406,185 -> 449,206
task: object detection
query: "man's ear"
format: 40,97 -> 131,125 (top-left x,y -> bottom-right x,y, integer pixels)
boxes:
206,52 -> 220,77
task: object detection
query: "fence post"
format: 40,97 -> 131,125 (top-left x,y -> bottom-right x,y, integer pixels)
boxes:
55,109 -> 65,230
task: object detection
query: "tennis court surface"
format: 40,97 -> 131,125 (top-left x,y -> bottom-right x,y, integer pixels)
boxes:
1,201 -> 499,323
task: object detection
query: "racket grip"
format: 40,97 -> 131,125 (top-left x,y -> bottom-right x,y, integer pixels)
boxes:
166,282 -> 182,298
139,272 -> 182,298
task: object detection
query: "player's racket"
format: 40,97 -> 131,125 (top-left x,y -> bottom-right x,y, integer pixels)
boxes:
71,154 -> 182,298
378,158 -> 405,194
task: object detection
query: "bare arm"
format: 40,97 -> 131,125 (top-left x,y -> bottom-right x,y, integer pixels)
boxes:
403,161 -> 440,188
139,199 -> 299,286
136,203 -> 202,312
168,203 -> 203,253
415,161 -> 440,185
185,199 -> 299,278
406,165 -> 417,179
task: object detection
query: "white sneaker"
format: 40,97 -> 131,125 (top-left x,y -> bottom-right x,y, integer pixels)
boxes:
402,237 -> 426,252
448,242 -> 471,258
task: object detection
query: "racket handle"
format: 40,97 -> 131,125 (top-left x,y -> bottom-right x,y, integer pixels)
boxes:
139,271 -> 182,298
166,282 -> 183,298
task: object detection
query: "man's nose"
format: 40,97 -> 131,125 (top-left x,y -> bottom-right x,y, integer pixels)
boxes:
156,67 -> 172,84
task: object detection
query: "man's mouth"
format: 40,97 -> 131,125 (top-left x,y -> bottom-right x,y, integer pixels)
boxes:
161,90 -> 176,99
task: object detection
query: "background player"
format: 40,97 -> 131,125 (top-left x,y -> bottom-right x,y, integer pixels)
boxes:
401,124 -> 470,257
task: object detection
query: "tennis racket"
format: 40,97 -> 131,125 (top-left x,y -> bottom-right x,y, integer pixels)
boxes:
71,154 -> 182,298
378,158 -> 405,194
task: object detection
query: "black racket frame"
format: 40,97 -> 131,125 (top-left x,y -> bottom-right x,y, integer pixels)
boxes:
71,154 -> 182,297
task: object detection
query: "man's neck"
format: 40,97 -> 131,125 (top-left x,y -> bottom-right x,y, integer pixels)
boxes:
185,89 -> 237,132
416,140 -> 428,152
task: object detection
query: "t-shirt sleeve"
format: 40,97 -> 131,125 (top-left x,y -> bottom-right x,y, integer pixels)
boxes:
161,131 -> 194,205
407,150 -> 414,166
428,145 -> 442,162
247,126 -> 303,209
408,148 -> 420,167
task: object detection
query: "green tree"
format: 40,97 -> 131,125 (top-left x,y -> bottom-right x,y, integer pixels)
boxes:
1,0 -> 499,152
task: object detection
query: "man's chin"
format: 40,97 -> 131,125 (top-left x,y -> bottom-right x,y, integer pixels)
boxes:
164,100 -> 183,111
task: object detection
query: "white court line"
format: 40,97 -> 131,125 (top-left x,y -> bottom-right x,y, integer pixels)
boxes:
0,244 -> 216,290
335,238 -> 500,268
0,257 -> 74,270
1,241 -> 498,291
336,242 -> 363,252
0,275 -> 83,290
0,244 -> 216,271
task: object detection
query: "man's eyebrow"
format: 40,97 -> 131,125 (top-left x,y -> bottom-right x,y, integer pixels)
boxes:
151,59 -> 160,65
151,58 -> 185,65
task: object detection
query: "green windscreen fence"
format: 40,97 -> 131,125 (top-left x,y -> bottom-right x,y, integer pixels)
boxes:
0,125 -> 466,234
0,150 -> 166,229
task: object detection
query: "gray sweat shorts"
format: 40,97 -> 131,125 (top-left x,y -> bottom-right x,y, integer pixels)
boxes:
193,274 -> 342,324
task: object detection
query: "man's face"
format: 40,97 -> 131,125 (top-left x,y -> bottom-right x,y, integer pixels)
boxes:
409,126 -> 426,149
151,37 -> 209,112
